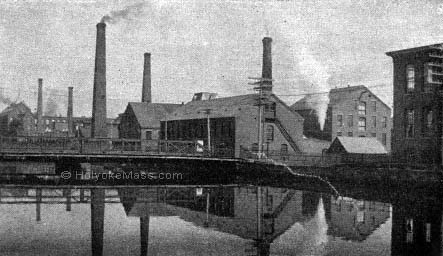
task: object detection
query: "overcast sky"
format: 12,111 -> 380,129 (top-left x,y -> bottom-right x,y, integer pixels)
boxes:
0,0 -> 442,117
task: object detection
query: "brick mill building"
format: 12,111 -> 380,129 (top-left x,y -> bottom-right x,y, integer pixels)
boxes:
386,44 -> 443,164
291,85 -> 392,151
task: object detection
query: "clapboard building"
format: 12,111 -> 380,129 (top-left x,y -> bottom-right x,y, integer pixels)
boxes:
292,85 -> 392,151
386,44 -> 443,164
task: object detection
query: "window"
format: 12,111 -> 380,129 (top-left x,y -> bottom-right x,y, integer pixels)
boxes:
348,132 -> 353,137
46,120 -> 49,125
358,117 -> 366,131
406,65 -> 415,92
406,218 -> 414,243
358,102 -> 366,115
382,116 -> 387,128
371,101 -> 377,112
423,108 -> 433,134
371,133 -> 376,137
347,115 -> 353,127
382,133 -> 387,145
266,125 -> 274,141
406,109 -> 414,137
424,63 -> 434,92
337,132 -> 342,136
337,114 -> 343,126
372,116 -> 377,128
426,223 -> 431,243
145,131 -> 152,140
281,144 -> 288,154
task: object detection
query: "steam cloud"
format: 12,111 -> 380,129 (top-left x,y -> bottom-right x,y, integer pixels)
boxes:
296,48 -> 331,130
45,90 -> 59,116
100,2 -> 145,24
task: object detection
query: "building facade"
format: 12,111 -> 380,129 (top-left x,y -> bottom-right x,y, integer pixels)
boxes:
118,102 -> 180,140
160,93 -> 306,157
386,44 -> 443,164
292,85 -> 392,151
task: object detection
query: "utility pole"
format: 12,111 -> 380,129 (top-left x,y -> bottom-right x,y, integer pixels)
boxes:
249,77 -> 273,159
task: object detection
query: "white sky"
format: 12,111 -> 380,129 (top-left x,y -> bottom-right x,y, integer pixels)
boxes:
1,0 -> 442,117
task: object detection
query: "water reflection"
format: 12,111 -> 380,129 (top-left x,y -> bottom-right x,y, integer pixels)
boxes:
0,185 -> 441,255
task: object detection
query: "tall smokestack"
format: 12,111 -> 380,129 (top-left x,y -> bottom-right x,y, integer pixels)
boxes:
142,53 -> 152,103
91,22 -> 108,138
262,37 -> 273,91
67,87 -> 73,136
37,78 -> 43,133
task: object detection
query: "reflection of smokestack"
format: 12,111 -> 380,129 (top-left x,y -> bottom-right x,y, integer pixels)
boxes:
67,87 -> 73,136
142,53 -> 152,103
91,22 -> 108,138
37,78 -> 43,133
262,37 -> 272,91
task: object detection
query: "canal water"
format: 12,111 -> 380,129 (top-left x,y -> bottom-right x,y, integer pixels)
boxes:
0,181 -> 439,256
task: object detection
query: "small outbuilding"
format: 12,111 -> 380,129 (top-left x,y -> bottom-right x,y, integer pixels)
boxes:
327,137 -> 388,163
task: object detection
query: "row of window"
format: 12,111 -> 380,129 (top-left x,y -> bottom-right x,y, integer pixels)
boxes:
405,108 -> 434,137
358,101 -> 378,115
406,64 -> 441,92
337,115 -> 388,128
337,131 -> 387,145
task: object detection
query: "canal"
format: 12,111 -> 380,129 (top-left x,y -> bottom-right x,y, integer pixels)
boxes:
0,162 -> 441,255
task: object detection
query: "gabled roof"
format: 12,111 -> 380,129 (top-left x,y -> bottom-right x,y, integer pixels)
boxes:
0,102 -> 32,117
128,102 -> 181,128
291,85 -> 390,111
170,93 -> 303,120
328,137 -> 388,154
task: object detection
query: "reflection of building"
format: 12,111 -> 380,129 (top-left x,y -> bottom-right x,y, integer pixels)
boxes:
292,85 -> 392,151
386,45 -> 443,164
391,198 -> 443,256
325,196 -> 390,241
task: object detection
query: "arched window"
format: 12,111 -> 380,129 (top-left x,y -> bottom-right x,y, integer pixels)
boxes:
266,125 -> 274,141
406,65 -> 415,92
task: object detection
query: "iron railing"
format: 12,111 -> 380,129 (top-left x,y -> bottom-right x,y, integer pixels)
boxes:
0,136 -> 206,156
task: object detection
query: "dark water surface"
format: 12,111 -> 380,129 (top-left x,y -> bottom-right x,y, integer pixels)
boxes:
0,182 -> 439,256
0,162 -> 439,255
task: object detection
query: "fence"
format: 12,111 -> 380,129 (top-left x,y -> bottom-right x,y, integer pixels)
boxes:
0,136 -> 205,156
239,147 -> 342,167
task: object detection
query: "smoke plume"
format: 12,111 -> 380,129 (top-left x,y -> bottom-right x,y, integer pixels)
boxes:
45,90 -> 59,116
296,48 -> 331,130
100,2 -> 145,24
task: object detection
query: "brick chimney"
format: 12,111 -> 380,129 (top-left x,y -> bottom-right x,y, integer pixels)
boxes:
262,37 -> 272,91
67,87 -> 73,136
142,52 -> 152,103
91,22 -> 107,138
37,78 -> 43,133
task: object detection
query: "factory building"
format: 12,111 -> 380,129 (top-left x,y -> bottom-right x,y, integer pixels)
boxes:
161,92 -> 305,157
292,85 -> 392,151
386,44 -> 443,165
